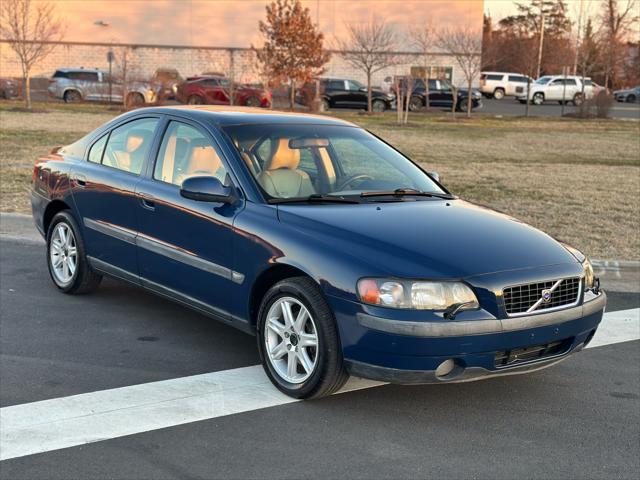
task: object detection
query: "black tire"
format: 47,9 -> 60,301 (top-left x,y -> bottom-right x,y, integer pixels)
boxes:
257,277 -> 348,399
322,98 -> 330,111
126,92 -> 145,108
627,95 -> 636,103
244,96 -> 261,107
46,211 -> 102,294
372,99 -> 386,112
409,95 -> 423,112
63,90 -> 81,103
493,88 -> 505,100
187,95 -> 204,105
457,98 -> 469,112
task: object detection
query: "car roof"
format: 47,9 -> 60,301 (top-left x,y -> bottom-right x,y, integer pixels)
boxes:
126,105 -> 358,127
55,67 -> 103,73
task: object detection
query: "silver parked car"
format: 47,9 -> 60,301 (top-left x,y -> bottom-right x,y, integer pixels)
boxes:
613,86 -> 640,103
48,68 -> 158,105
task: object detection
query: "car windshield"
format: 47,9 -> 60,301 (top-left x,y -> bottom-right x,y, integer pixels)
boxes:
535,76 -> 552,85
222,124 -> 445,202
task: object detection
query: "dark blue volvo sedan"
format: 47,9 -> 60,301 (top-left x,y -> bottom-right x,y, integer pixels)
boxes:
32,106 -> 606,398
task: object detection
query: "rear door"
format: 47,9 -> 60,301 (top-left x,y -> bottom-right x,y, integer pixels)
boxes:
326,80 -> 350,107
72,116 -> 161,277
134,117 -> 243,316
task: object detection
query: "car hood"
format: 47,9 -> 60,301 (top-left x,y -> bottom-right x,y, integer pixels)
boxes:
277,199 -> 576,279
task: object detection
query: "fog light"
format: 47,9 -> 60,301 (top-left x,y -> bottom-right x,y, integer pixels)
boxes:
435,359 -> 455,378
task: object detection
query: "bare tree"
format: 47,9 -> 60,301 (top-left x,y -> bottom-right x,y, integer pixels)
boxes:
437,26 -> 482,118
0,0 -> 63,109
338,19 -> 399,113
410,23 -> 435,110
598,0 -> 638,89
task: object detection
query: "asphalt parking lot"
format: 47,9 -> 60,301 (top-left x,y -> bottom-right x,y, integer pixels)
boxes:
480,98 -> 640,119
1,233 -> 639,479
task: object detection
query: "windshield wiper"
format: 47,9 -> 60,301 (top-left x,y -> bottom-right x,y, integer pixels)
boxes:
268,194 -> 360,204
360,188 -> 455,200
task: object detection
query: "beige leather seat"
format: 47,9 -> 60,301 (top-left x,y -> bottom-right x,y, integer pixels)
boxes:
111,129 -> 152,173
175,139 -> 224,185
257,139 -> 315,198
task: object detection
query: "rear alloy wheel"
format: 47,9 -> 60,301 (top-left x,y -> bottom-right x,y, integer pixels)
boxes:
257,277 -> 348,399
532,93 -> 544,105
493,88 -> 505,100
372,99 -> 386,112
188,95 -> 204,105
63,90 -> 81,103
409,96 -> 423,112
47,211 -> 102,294
572,93 -> 584,106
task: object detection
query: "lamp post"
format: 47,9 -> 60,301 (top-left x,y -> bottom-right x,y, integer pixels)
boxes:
94,20 -> 113,103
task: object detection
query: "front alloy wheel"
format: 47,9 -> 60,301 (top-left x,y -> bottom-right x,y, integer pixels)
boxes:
264,297 -> 318,384
257,277 -> 348,399
532,93 -> 544,105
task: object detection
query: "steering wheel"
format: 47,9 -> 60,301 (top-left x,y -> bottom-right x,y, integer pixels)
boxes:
335,174 -> 374,191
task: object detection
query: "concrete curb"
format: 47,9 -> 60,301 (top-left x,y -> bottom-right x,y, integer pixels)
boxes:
1,212 -> 638,292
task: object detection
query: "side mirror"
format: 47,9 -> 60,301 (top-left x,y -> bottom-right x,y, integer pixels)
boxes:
428,171 -> 440,183
359,87 -> 367,92
180,176 -> 235,203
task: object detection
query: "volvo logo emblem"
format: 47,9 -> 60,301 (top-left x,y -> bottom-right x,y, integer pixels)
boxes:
541,289 -> 552,303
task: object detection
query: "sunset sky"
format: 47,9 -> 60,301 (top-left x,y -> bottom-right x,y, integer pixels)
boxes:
49,0 -> 488,48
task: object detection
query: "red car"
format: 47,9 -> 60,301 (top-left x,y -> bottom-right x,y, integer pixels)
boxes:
176,76 -> 271,108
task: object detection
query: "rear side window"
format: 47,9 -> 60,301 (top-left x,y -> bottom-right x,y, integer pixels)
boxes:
88,134 -> 108,163
68,72 -> 99,82
102,118 -> 159,175
565,79 -> 577,86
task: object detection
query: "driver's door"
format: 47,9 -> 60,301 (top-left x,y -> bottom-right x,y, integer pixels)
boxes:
135,117 -> 242,316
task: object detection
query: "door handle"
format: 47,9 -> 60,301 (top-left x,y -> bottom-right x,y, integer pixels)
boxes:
72,173 -> 87,187
138,193 -> 156,211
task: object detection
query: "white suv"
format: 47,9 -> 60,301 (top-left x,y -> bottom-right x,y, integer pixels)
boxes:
479,72 -> 532,99
517,75 -> 593,106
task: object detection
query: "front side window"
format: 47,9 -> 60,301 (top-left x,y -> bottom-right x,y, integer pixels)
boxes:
536,76 -> 552,85
102,118 -> 159,175
223,124 -> 444,200
346,80 -> 363,91
154,121 -> 228,186
327,80 -> 344,90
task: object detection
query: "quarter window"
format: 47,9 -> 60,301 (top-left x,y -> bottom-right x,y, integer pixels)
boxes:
153,121 -> 228,186
88,134 -> 108,163
102,118 -> 159,175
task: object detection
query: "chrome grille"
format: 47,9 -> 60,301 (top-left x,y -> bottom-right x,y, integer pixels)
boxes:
503,277 -> 581,315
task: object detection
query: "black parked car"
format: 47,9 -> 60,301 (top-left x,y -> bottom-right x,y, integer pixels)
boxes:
296,78 -> 395,112
402,78 -> 483,112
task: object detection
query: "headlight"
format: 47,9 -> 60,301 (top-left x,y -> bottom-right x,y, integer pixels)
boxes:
562,243 -> 596,290
357,278 -> 479,312
583,259 -> 595,289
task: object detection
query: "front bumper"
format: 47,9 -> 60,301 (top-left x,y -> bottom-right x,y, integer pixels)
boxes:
331,291 -> 606,384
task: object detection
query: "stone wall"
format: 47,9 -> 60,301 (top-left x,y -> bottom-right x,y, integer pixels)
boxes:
0,40 -> 479,88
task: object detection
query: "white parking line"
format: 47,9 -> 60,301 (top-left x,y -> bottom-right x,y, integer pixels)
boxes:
1,308 -> 638,461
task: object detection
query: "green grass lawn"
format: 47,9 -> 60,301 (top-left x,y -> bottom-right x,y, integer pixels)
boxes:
1,102 -> 638,259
